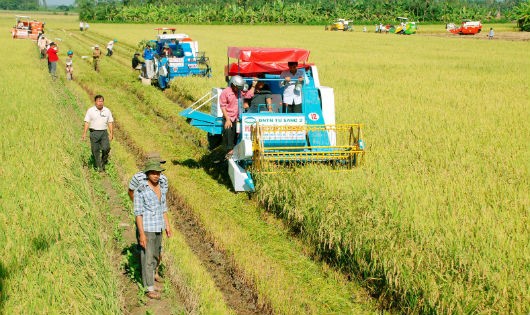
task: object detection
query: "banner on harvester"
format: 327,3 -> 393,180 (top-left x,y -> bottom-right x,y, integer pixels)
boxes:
241,114 -> 306,142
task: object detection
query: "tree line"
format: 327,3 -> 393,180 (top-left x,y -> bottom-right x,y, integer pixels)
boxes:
0,0 -> 39,10
76,0 -> 529,30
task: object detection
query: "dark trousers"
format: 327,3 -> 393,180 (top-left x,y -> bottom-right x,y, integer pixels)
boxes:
222,119 -> 238,151
282,103 -> 302,113
140,232 -> 162,291
89,129 -> 110,170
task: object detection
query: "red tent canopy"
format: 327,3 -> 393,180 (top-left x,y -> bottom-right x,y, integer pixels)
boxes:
226,47 -> 312,75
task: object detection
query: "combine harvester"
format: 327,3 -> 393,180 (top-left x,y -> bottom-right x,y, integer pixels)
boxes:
446,20 -> 482,35
325,19 -> 353,31
388,17 -> 417,34
140,28 -> 211,89
11,15 -> 44,40
180,47 -> 365,192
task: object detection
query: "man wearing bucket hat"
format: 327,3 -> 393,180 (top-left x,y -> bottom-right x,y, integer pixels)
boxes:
128,152 -> 168,283
128,152 -> 167,200
134,159 -> 172,300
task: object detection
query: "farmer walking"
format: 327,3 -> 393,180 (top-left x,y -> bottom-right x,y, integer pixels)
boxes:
129,152 -> 168,283
134,159 -> 172,300
92,44 -> 102,72
82,95 -> 114,172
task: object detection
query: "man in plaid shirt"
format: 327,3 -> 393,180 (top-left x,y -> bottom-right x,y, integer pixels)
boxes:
134,160 -> 172,300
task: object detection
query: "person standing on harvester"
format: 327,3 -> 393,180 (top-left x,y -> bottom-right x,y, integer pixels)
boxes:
280,61 -> 304,113
219,75 -> 255,159
82,95 -> 114,172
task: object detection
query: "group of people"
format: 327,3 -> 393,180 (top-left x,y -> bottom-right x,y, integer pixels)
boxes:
37,23 -> 118,79
79,21 -> 90,31
82,95 -> 169,300
37,34 -> 73,80
220,61 -> 305,159
92,40 -> 117,72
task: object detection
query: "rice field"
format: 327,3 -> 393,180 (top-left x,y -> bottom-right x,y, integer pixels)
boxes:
1,12 -> 528,314
0,25 -> 121,313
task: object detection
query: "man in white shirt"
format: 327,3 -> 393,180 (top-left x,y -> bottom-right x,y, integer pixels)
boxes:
82,95 -> 114,172
280,61 -> 304,113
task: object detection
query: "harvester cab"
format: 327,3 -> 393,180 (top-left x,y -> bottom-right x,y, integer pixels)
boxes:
12,15 -> 44,40
140,27 -> 211,89
180,47 -> 365,192
446,20 -> 482,35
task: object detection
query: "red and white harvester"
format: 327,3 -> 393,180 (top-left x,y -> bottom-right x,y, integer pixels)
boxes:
446,20 -> 482,35
11,15 -> 44,40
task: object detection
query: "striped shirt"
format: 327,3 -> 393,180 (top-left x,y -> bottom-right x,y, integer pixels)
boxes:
134,181 -> 168,233
129,172 -> 168,191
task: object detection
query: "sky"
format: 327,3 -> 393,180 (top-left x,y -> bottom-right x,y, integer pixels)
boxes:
46,0 -> 75,5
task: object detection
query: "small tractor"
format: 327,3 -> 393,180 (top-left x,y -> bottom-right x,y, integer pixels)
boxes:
180,47 -> 365,192
140,28 -> 211,89
11,15 -> 44,40
446,20 -> 482,35
326,19 -> 353,31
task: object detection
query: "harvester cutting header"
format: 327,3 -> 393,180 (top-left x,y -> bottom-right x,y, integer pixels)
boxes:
181,47 -> 365,192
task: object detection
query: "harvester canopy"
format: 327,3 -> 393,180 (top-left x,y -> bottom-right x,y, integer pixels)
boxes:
226,47 -> 313,76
